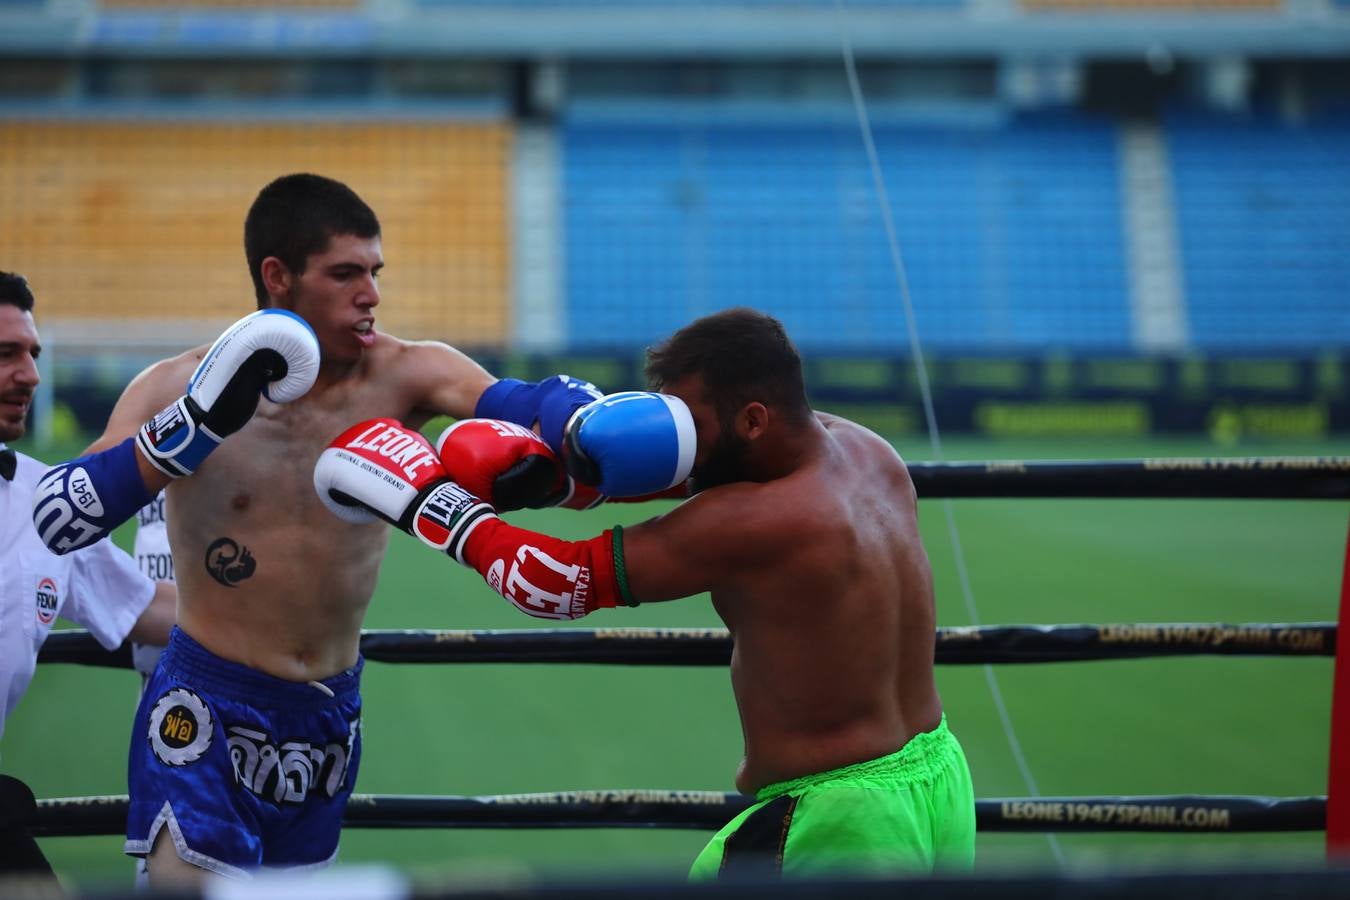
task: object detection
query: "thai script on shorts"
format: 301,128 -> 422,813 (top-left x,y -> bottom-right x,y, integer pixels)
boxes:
226,719 -> 358,805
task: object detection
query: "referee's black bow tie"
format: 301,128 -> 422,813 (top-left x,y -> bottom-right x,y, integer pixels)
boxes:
0,447 -> 15,482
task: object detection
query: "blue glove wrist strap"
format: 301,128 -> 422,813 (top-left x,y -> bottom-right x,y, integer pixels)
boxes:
32,436 -> 152,554
475,376 -> 600,455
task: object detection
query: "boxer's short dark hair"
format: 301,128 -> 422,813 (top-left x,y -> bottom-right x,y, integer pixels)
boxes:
245,173 -> 381,308
647,307 -> 811,427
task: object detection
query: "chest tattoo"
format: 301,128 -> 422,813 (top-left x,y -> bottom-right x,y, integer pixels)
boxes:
204,537 -> 257,587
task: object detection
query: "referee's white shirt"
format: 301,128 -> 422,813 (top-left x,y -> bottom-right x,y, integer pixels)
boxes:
0,445 -> 154,743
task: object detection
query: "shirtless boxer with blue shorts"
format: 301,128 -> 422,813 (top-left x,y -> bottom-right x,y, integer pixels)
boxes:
32,174 -> 603,884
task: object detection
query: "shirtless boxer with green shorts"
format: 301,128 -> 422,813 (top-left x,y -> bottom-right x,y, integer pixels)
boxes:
316,307 -> 977,878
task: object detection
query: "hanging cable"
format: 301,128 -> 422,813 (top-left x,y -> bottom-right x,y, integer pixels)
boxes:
831,1 -> 1066,866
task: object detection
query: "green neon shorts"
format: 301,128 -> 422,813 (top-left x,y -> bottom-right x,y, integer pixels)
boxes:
689,715 -> 976,880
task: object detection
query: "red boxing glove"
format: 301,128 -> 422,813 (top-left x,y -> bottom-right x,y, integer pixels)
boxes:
435,418 -> 690,513
314,419 -> 493,556
553,478 -> 605,510
461,520 -> 633,620
434,419 -> 567,512
315,418 -> 635,619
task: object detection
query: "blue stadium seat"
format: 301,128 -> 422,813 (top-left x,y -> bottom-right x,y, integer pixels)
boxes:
1167,112 -> 1350,350
562,111 -> 1130,353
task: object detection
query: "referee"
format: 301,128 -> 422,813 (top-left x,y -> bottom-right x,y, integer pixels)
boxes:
0,271 -> 174,876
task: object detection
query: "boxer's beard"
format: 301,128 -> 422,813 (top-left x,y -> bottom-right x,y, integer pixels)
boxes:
689,427 -> 751,494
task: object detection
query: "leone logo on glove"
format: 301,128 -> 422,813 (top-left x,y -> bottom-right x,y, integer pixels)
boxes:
343,422 -> 441,483
413,482 -> 490,558
482,419 -> 542,444
486,545 -> 591,620
142,401 -> 193,452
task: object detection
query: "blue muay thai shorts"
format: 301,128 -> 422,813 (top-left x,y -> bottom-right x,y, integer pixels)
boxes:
125,626 -> 362,878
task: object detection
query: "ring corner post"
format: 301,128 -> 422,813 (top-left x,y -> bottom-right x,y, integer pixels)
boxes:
1327,514 -> 1350,860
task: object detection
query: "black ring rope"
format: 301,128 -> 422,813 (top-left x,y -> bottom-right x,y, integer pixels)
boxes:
29,792 -> 1324,839
12,867 -> 1350,900
906,456 -> 1350,499
38,623 -> 1336,670
26,459 -> 1346,862
10,870 -> 1350,900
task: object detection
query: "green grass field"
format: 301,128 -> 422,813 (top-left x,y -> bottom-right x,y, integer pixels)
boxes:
4,433 -> 1347,889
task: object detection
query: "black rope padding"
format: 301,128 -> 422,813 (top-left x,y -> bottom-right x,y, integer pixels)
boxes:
29,793 -> 1325,838
11,868 -> 1350,900
389,870 -> 1350,900
906,456 -> 1350,499
343,791 -> 748,831
38,623 -> 1336,669
983,795 -> 1325,833
42,639 -> 134,669
335,868 -> 1350,900
936,622 -> 1335,664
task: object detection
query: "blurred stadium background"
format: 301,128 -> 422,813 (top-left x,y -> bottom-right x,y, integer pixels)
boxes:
1,0 -> 1348,892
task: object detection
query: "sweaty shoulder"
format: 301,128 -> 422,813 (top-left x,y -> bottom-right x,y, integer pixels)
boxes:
651,479 -> 797,573
361,333 -> 447,381
364,333 -> 495,422
817,413 -> 915,503
328,332 -> 421,394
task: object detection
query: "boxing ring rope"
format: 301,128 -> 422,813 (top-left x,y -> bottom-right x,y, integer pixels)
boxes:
31,618 -> 1338,839
31,791 -> 1327,838
21,455 -> 1350,861
37,622 -> 1338,670
905,456 -> 1350,500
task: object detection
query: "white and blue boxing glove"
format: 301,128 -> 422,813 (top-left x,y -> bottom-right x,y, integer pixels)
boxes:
563,391 -> 696,498
33,309 -> 320,555
136,309 -> 319,478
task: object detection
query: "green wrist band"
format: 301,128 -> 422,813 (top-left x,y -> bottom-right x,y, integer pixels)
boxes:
611,525 -> 639,608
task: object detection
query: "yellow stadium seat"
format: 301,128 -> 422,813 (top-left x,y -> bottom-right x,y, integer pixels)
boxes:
99,1 -> 359,9
0,121 -> 512,346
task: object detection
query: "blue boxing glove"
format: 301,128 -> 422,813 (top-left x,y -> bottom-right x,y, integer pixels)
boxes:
563,392 -> 696,498
474,375 -> 603,456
